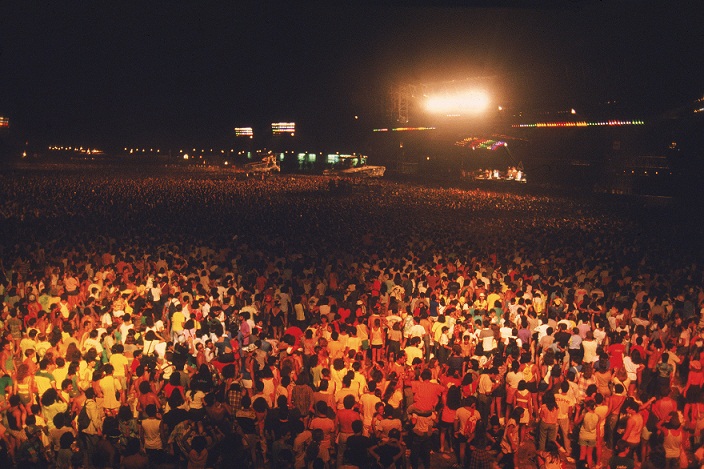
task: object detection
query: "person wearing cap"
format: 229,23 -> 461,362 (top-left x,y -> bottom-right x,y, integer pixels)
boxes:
473,292 -> 488,315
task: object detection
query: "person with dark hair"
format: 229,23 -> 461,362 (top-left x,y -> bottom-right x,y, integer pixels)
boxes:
235,394 -> 259,464
454,395 -> 481,465
271,423 -> 293,469
537,440 -> 563,469
98,363 -> 123,415
80,387 -> 103,466
186,382 -> 206,421
55,432 -> 76,469
308,401 -> 335,464
141,403 -> 163,465
408,368 -> 446,416
554,380 -> 576,462
576,399 -> 599,468
439,384 -> 461,454
609,440 -> 635,469
7,394 -> 28,456
187,435 -> 208,469
16,415 -> 51,468
499,407 -> 524,469
136,380 -> 160,418
163,371 -> 184,400
40,388 -> 68,430
121,437 -> 149,469
369,428 -> 405,469
117,405 -> 139,451
335,394 -> 361,467
343,419 -> 372,468
476,367 -> 497,424
621,400 -> 644,464
35,357 -> 57,399
409,404 -> 437,469
162,390 -> 189,435
537,392 -> 559,452
48,412 -> 73,454
465,435 -> 493,469
291,372 -> 314,417
109,343 -> 129,392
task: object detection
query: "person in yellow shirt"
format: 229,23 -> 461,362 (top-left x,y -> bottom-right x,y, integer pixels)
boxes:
109,344 -> 130,391
170,309 -> 185,342
486,291 -> 502,314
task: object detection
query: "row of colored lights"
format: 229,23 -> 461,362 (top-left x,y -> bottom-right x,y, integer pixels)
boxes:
513,120 -> 645,128
372,127 -> 437,132
0,117 -> 9,128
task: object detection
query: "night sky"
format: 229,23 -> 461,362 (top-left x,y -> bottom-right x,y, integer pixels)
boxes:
1,1 -> 702,150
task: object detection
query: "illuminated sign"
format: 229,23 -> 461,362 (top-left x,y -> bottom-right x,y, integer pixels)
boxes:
235,127 -> 254,137
0,117 -> 8,128
272,122 -> 295,136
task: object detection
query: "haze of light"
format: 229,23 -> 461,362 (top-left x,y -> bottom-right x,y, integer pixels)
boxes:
425,90 -> 490,115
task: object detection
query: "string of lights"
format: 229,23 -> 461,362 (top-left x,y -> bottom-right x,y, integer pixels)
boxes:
372,127 -> 436,132
512,120 -> 645,128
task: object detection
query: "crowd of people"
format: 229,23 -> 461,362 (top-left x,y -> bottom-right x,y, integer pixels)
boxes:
0,167 -> 703,469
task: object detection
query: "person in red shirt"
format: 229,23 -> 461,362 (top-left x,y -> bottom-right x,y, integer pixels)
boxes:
630,336 -> 647,364
684,360 -> 704,402
335,395 -> 362,467
607,335 -> 626,371
283,325 -> 304,348
409,369 -> 446,414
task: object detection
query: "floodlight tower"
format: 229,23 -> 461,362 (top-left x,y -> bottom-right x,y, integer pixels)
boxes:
391,84 -> 416,124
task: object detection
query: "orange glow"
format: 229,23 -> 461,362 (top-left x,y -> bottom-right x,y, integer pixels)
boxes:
425,90 -> 490,115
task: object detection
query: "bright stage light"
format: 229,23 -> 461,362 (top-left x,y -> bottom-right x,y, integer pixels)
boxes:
425,90 -> 490,115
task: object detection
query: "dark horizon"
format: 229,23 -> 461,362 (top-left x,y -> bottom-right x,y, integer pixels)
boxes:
1,1 -> 702,152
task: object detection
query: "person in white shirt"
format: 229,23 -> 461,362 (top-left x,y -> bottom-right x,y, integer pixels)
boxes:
404,337 -> 424,366
83,330 -> 103,354
359,382 -> 381,436
500,319 -> 515,344
119,315 -> 135,344
408,317 -> 426,340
